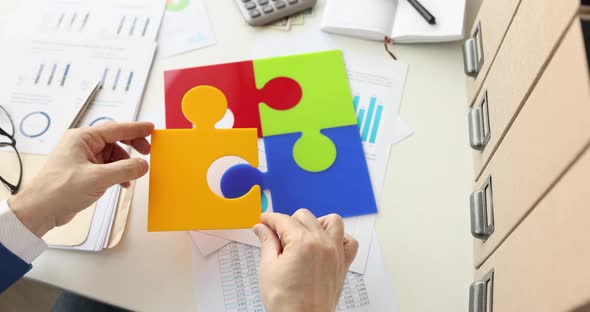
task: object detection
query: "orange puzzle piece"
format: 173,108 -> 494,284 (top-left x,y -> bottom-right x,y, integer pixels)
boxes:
148,85 -> 261,231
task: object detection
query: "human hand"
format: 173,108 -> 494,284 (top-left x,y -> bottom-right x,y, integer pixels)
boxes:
253,209 -> 359,312
8,122 -> 153,238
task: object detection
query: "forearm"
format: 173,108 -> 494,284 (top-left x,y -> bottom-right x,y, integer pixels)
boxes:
0,199 -> 47,292
8,190 -> 55,238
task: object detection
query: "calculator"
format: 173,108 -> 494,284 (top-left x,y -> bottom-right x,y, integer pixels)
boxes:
234,0 -> 317,26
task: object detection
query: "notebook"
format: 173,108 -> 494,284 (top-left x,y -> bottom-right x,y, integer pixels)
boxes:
321,0 -> 466,43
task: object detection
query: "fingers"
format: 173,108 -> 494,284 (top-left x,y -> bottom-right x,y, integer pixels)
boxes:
103,143 -> 130,163
95,158 -> 149,188
121,137 -> 151,155
292,209 -> 324,234
318,214 -> 345,244
342,233 -> 359,268
104,144 -> 133,187
253,223 -> 282,260
260,212 -> 306,245
93,122 -> 154,145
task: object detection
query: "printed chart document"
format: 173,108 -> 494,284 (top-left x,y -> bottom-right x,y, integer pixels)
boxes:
0,45 -> 97,154
158,0 -> 216,58
345,52 -> 411,194
191,231 -> 397,312
0,38 -> 156,155
10,0 -> 165,42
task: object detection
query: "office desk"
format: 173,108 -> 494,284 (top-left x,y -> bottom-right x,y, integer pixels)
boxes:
0,1 -> 476,311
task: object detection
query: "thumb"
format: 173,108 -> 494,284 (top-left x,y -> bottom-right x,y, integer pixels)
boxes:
96,158 -> 148,188
343,233 -> 359,268
253,223 -> 281,260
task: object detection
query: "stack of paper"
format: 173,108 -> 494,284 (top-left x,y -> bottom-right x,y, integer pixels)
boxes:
1,0 -> 165,252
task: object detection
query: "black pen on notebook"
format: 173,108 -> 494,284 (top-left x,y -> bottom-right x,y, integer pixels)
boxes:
407,0 -> 436,25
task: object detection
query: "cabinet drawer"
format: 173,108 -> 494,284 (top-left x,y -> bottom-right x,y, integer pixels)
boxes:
464,0 -> 521,104
469,147 -> 590,312
467,0 -> 580,179
469,18 -> 590,267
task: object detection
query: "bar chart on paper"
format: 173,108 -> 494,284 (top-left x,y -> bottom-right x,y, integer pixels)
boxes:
353,95 -> 385,159
354,95 -> 383,145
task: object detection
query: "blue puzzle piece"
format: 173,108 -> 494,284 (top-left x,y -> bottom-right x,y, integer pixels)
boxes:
221,125 -> 377,218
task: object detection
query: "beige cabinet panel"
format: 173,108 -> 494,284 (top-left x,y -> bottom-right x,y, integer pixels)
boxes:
468,0 -> 580,180
471,146 -> 590,312
470,19 -> 590,267
464,0 -> 521,104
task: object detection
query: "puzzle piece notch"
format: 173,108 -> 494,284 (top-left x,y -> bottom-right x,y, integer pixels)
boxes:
148,85 -> 261,231
220,125 -> 377,218
221,164 -> 266,199
258,76 -> 303,118
182,85 -> 227,130
254,50 -> 358,172
164,61 -> 302,137
293,131 -> 337,173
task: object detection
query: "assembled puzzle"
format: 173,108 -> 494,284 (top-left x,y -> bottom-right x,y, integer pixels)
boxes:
148,50 -> 377,231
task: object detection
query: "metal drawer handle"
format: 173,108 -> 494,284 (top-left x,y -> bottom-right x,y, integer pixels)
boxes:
464,21 -> 485,77
469,270 -> 494,312
470,175 -> 494,240
469,91 -> 491,151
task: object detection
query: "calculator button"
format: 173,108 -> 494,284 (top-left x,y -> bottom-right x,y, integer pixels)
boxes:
274,0 -> 286,8
257,0 -> 269,5
261,4 -> 274,13
249,8 -> 261,18
287,0 -> 298,4
244,1 -> 257,10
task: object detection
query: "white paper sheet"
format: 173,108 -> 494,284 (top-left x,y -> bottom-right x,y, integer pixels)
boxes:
75,40 -> 157,127
391,0 -> 466,43
10,0 -> 166,42
191,231 -> 397,312
344,52 -> 412,194
157,0 -> 216,58
198,215 -> 375,275
0,38 -> 156,155
321,0 -> 465,43
189,231 -> 231,256
321,0 -> 396,41
0,39 -> 99,154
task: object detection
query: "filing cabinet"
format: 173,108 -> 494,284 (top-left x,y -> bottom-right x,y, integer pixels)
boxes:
464,0 -> 521,102
464,2 -> 590,311
467,0 -> 580,179
472,146 -> 590,312
471,16 -> 590,267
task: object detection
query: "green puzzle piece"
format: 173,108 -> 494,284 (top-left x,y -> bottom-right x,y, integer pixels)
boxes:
254,50 -> 357,172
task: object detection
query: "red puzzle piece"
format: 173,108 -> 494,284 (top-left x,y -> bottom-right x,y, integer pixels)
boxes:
164,61 -> 302,136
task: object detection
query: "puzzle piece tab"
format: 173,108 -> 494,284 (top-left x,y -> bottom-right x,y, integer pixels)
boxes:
149,85 -> 261,231
164,60 -> 302,136
254,50 -> 358,172
220,125 -> 377,218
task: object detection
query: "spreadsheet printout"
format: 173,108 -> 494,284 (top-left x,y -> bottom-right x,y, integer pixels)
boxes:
191,231 -> 396,312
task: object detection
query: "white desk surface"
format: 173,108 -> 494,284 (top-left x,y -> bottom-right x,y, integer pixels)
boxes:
0,0 -> 478,311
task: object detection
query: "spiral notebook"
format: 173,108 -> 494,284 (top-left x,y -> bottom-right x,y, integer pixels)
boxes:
321,0 -> 466,43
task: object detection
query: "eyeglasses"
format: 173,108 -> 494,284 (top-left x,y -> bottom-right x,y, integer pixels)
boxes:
0,105 -> 22,195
